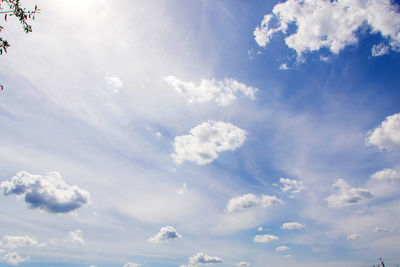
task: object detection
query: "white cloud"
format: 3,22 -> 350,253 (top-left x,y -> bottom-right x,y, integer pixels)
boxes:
1,235 -> 39,249
284,254 -> 291,258
148,226 -> 182,243
165,76 -> 257,107
372,43 -> 390,57
188,252 -> 223,265
375,227 -> 390,233
176,183 -> 188,195
281,222 -> 305,230
325,178 -> 373,208
123,263 -> 140,267
236,261 -> 251,267
346,233 -> 361,240
226,194 -> 283,213
69,229 -> 84,244
2,252 -> 29,266
367,113 -> 400,149
371,168 -> 400,181
257,226 -> 263,231
1,171 -> 91,213
275,245 -> 290,252
105,73 -> 123,88
254,0 -> 400,57
279,178 -> 305,194
173,121 -> 247,165
279,63 -> 289,70
254,234 -> 279,243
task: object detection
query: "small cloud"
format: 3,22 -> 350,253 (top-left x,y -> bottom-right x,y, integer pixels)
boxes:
173,120 -> 247,165
281,222 -> 305,230
279,178 -> 305,195
254,234 -> 279,243
188,252 -> 223,265
123,263 -> 140,267
346,234 -> 361,240
320,55 -> 330,62
371,43 -> 389,57
156,132 -> 162,138
275,245 -> 290,252
2,252 -> 30,266
165,76 -> 257,107
366,113 -> 400,150
69,229 -> 84,244
236,261 -> 251,267
1,171 -> 91,214
371,168 -> 400,182
176,183 -> 188,195
284,254 -> 291,258
148,226 -> 182,243
375,227 -> 390,233
257,226 -> 263,232
1,235 -> 40,249
226,194 -> 283,213
325,178 -> 373,208
105,73 -> 123,89
279,63 -> 289,70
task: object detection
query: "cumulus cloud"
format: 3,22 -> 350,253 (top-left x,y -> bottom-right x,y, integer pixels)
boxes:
281,222 -> 305,230
226,194 -> 283,213
254,0 -> 400,57
254,234 -> 279,243
275,245 -> 290,252
279,178 -> 305,194
346,233 -> 361,240
1,171 -> 91,213
186,252 -> 223,266
325,178 -> 373,208
2,252 -> 29,266
173,121 -> 247,165
1,235 -> 40,249
375,227 -> 390,233
371,168 -> 400,182
366,113 -> 400,149
165,76 -> 257,107
123,263 -> 140,267
148,226 -> 182,243
236,261 -> 251,267
372,43 -> 390,57
69,229 -> 84,244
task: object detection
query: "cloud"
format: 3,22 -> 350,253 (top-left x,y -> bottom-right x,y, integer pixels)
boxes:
173,121 -> 247,165
105,73 -> 123,88
366,113 -> 400,149
226,194 -> 283,213
372,43 -> 390,57
257,226 -> 263,231
254,234 -> 279,243
284,254 -> 291,258
148,226 -> 182,243
346,233 -> 361,240
2,252 -> 29,266
279,178 -> 305,194
254,0 -> 400,57
281,222 -> 305,230
371,168 -> 400,182
275,245 -> 290,252
375,227 -> 390,233
325,178 -> 373,208
187,252 -> 223,265
236,261 -> 251,267
69,229 -> 84,244
279,63 -> 289,70
1,235 -> 40,249
123,263 -> 140,267
165,76 -> 257,107
1,171 -> 91,213
176,183 -> 188,195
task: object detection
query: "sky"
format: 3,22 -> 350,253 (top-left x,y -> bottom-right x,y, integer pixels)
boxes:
0,0 -> 400,266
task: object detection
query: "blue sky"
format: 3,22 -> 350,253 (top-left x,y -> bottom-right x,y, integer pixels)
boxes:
0,0 -> 400,266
